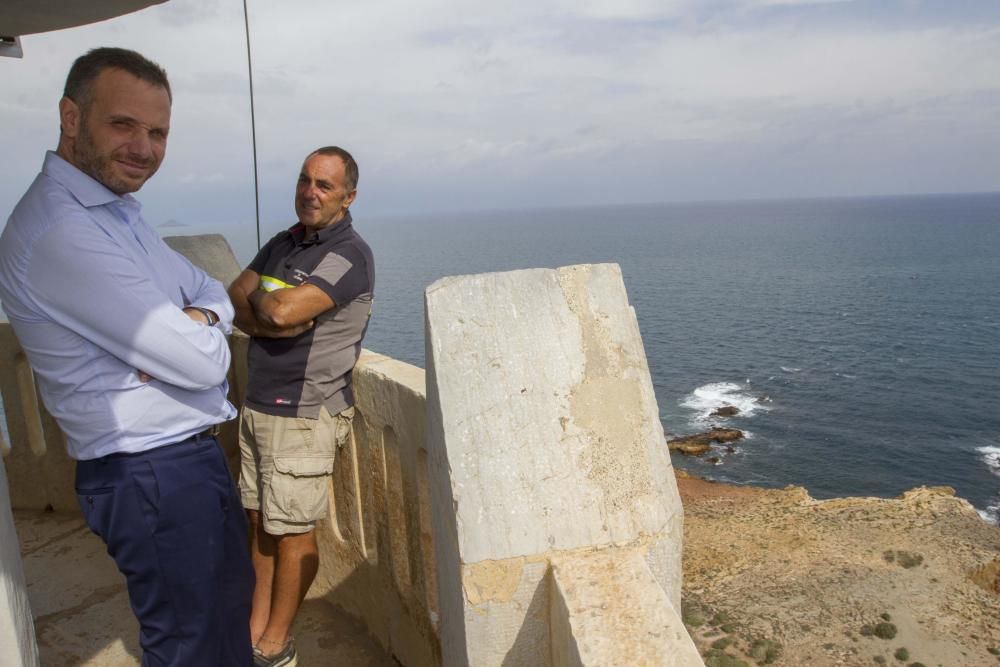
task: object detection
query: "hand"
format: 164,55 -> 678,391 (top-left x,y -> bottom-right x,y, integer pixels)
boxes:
182,306 -> 214,325
255,320 -> 314,338
138,370 -> 153,383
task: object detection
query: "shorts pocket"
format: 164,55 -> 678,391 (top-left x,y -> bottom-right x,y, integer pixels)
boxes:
334,407 -> 355,449
264,456 -> 334,524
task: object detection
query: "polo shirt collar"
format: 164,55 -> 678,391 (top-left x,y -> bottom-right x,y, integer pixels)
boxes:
41,150 -> 139,210
291,210 -> 354,245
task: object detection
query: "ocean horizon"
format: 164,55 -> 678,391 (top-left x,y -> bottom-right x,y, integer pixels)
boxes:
357,192 -> 1000,523
1,192 -> 998,523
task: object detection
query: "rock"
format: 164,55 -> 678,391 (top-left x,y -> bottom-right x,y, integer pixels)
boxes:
667,428 -> 744,455
711,406 -> 740,417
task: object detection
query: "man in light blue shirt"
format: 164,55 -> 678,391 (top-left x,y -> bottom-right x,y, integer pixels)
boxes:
0,48 -> 254,666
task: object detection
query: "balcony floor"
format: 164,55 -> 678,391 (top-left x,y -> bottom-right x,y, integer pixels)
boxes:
15,508 -> 396,667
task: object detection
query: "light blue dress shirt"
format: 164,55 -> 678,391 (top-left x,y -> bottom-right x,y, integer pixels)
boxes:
0,152 -> 236,460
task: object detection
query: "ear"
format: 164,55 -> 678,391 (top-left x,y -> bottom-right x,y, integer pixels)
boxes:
344,189 -> 358,209
59,96 -> 81,138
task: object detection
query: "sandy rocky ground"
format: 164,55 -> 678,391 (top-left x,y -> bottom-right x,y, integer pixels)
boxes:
676,471 -> 1000,667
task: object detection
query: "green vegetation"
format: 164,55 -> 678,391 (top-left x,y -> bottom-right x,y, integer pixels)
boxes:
703,648 -> 749,667
989,647 -> 1000,656
711,611 -> 733,626
873,622 -> 898,640
682,602 -> 706,628
893,647 -> 909,661
711,637 -> 733,650
860,625 -> 874,637
907,662 -> 926,667
749,638 -> 782,664
880,612 -> 892,621
882,550 -> 924,568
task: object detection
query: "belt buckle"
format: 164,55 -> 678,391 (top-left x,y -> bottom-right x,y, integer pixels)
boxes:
202,424 -> 222,438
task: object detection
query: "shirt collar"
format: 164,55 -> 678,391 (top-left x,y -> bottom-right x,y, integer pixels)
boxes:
290,210 -> 354,245
41,151 -> 140,210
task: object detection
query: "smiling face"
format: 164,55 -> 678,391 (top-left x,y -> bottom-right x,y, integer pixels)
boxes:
294,153 -> 357,233
58,67 -> 171,195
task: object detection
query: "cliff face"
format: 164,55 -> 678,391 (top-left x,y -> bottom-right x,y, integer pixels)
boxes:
678,473 -> 1000,667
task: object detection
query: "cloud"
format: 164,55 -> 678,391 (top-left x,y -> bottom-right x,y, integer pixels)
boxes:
1,0 -> 999,229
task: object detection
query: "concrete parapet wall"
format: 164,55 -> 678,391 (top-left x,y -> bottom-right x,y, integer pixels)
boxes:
425,263 -> 701,666
550,548 -> 704,665
310,350 -> 441,667
0,457 -> 39,666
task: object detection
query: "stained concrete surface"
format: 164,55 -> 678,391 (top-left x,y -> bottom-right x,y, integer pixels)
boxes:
15,508 -> 397,666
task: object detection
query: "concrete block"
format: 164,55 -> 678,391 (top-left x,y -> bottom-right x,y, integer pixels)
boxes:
426,264 -> 690,666
0,458 -> 39,666
550,549 -> 703,666
163,233 -> 242,288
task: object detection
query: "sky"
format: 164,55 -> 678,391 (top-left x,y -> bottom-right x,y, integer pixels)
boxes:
2,0 -> 1000,260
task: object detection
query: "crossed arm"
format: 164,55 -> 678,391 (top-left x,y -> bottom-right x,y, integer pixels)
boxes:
228,269 -> 335,338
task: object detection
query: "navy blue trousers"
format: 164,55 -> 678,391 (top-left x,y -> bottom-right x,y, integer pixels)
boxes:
75,434 -> 254,666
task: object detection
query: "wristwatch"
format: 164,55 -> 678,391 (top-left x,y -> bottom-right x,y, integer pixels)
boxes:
192,307 -> 218,326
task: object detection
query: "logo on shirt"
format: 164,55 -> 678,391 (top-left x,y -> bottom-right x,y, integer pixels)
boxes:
291,269 -> 309,283
275,398 -> 291,405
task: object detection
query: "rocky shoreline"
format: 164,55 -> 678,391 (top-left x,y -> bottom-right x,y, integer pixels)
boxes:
676,471 -> 1000,666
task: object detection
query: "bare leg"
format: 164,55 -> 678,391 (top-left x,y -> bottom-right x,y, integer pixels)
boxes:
247,509 -> 275,645
257,528 -> 319,657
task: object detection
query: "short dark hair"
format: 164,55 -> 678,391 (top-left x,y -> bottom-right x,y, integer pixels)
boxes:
310,146 -> 359,191
64,47 -> 171,109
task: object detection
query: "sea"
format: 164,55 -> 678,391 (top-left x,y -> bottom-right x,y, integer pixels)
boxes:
1,193 -> 998,523
357,193 -> 1000,524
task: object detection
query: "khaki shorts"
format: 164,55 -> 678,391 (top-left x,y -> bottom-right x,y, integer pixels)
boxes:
238,405 -> 354,535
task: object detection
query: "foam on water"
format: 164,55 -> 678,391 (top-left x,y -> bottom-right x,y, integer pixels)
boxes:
975,446 -> 1000,525
979,505 -> 1000,526
977,446 -> 1000,476
680,381 -> 771,427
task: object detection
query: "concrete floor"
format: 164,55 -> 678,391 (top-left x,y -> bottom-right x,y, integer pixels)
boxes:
15,508 -> 397,667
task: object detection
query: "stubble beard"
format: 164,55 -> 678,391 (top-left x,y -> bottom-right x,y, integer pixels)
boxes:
74,117 -> 155,196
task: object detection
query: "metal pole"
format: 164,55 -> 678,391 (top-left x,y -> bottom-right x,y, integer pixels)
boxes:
242,0 -> 261,249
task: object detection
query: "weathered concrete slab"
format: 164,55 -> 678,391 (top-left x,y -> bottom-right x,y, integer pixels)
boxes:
425,263 -> 691,667
163,233 -> 242,289
550,549 -> 703,666
0,459 -> 38,666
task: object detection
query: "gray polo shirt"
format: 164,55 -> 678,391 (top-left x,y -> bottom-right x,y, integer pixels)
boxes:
245,212 -> 374,418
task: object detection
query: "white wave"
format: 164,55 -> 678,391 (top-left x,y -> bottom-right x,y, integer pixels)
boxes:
976,446 -> 1000,476
680,382 -> 771,426
977,503 -> 999,526
780,366 -> 801,373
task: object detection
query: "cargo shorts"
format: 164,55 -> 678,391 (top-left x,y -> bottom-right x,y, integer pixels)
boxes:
238,405 -> 354,536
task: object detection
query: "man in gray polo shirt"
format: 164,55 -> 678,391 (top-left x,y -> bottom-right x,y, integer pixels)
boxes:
228,146 -> 374,666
